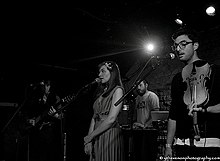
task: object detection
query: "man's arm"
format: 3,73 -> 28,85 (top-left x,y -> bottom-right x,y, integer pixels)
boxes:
188,103 -> 220,116
164,118 -> 176,157
206,104 -> 220,113
151,92 -> 160,111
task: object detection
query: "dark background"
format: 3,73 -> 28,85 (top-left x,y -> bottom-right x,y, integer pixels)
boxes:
1,0 -> 220,160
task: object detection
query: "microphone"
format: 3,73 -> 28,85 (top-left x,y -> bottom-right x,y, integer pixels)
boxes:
154,53 -> 176,60
84,78 -> 101,88
90,78 -> 101,84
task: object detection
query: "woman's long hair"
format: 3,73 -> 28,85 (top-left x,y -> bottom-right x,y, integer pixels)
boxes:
95,61 -> 123,99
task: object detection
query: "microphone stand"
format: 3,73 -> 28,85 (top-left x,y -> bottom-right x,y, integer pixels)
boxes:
115,56 -> 158,106
52,81 -> 96,161
49,82 -> 97,161
53,82 -> 95,116
115,56 -> 159,161
60,109 -> 67,161
0,85 -> 30,161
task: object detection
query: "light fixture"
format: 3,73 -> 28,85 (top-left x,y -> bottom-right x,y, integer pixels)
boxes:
175,18 -> 183,25
175,14 -> 184,25
206,6 -> 216,16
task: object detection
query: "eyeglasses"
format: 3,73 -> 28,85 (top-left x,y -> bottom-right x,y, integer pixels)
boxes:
172,41 -> 193,51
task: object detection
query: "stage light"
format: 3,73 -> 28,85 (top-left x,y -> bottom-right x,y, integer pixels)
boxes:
174,14 -> 184,25
175,18 -> 183,25
140,36 -> 162,57
143,43 -> 155,53
206,6 -> 215,16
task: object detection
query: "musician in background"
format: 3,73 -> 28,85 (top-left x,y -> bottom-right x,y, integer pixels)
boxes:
165,27 -> 220,158
19,80 -> 62,161
133,80 -> 160,129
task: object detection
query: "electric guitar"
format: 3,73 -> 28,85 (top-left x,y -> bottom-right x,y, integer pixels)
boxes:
25,94 -> 75,131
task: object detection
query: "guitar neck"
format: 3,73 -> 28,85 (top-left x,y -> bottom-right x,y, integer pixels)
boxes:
35,93 -> 75,124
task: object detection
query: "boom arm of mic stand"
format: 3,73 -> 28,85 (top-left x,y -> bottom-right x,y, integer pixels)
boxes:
114,79 -> 141,106
52,82 -> 93,115
114,56 -> 156,106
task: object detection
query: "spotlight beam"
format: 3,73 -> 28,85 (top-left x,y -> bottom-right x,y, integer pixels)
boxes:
74,48 -> 140,62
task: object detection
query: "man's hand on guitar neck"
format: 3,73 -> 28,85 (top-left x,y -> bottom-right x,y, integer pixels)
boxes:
48,106 -> 60,119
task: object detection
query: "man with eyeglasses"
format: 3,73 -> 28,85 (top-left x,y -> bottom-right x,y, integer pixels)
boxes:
164,27 -> 220,159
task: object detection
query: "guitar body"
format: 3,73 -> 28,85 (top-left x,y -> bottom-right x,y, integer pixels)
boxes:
22,93 -> 74,133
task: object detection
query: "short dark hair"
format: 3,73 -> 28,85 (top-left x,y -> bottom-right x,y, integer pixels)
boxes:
141,79 -> 148,85
172,27 -> 199,43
